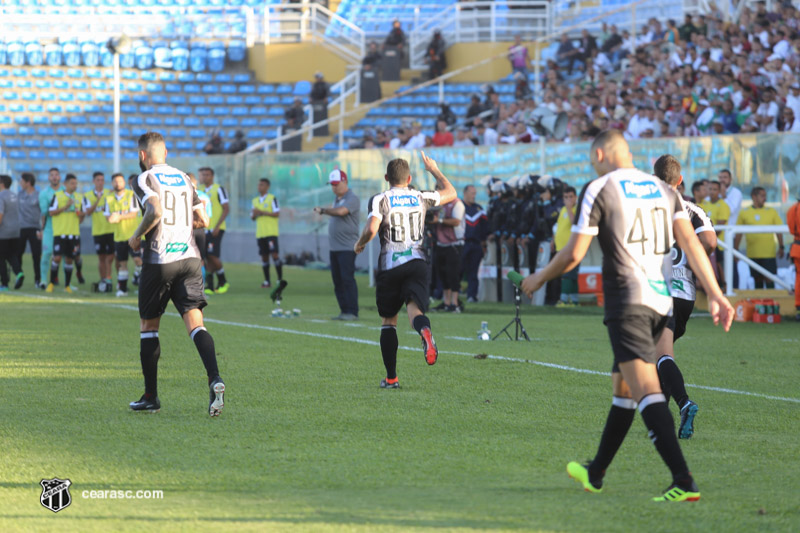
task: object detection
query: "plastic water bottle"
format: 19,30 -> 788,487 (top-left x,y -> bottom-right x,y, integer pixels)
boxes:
477,321 -> 491,341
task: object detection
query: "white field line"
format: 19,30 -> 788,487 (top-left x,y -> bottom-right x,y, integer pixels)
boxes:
6,293 -> 800,405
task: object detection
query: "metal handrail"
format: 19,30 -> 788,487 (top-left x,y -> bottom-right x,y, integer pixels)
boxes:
718,224 -> 792,295
263,3 -> 365,59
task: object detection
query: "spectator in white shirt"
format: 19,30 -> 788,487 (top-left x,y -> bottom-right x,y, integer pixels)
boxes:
778,106 -> 800,133
389,128 -> 408,149
773,30 -> 791,59
787,84 -> 800,118
756,89 -> 780,132
453,126 -> 475,147
404,122 -> 426,149
473,118 -> 498,145
718,168 -> 742,225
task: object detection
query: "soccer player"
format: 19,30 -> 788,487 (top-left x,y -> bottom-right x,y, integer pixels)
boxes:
187,173 -> 211,283
127,132 -> 225,417
82,171 -> 115,293
38,167 -> 62,289
653,155 -> 717,439
554,186 -> 578,306
46,173 -> 84,293
198,167 -> 230,294
17,173 -> 42,288
105,172 -> 142,297
0,174 -> 23,290
354,153 -> 457,388
521,131 -> 733,502
251,178 -> 284,290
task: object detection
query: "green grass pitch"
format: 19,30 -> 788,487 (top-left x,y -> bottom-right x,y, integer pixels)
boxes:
1,256 -> 799,532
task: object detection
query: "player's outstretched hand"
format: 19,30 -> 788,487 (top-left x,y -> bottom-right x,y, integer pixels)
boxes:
421,151 -> 440,175
708,293 -> 734,332
520,272 -> 544,299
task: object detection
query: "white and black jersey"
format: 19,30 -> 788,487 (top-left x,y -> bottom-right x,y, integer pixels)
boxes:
670,199 -> 714,301
132,163 -> 205,265
573,168 -> 689,318
368,187 -> 441,272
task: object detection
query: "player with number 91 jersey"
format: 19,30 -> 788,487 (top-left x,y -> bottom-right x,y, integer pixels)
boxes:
132,164 -> 204,265
573,167 -> 688,318
368,188 -> 441,272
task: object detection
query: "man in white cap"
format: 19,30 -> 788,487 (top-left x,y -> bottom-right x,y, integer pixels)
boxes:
314,169 -> 361,320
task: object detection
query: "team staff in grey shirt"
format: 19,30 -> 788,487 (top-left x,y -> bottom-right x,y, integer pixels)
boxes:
314,169 -> 361,320
0,175 -> 24,290
17,172 -> 42,287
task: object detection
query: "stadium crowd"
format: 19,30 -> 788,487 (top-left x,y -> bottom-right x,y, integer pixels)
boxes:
356,2 -> 800,149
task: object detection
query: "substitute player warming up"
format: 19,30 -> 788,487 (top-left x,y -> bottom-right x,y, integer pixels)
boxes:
522,131 -> 734,502
128,132 -> 226,417
354,153 -> 457,388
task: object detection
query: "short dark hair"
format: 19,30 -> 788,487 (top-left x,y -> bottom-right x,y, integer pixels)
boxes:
64,173 -> 77,182
653,154 -> 682,186
92,171 -> 104,179
259,178 -> 270,186
691,181 -> 704,194
198,167 -> 214,176
590,129 -> 625,153
719,168 -> 731,178
463,184 -> 475,195
709,180 -> 721,188
386,158 -> 410,186
751,186 -> 765,197
21,172 -> 35,186
111,172 -> 124,180
48,167 -> 59,173
0,175 -> 11,189
563,185 -> 577,195
138,131 -> 165,151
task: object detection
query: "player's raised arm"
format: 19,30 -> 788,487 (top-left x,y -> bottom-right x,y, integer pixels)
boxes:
421,151 -> 456,205
674,216 -> 734,331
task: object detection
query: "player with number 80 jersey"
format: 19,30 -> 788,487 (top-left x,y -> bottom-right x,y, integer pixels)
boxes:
368,188 -> 441,272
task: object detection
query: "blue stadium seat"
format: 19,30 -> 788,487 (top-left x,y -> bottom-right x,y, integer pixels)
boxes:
176,140 -> 192,150
28,103 -> 43,113
221,117 -> 238,127
267,106 -> 283,116
214,74 -> 231,83
208,48 -> 225,72
3,91 -> 18,101
24,42 -> 43,66
132,94 -> 148,104
15,116 -> 30,125
169,95 -> 186,105
72,80 -> 88,90
9,103 -> 23,112
47,150 -> 64,159
121,70 -> 138,80
276,84 -> 292,94
184,84 -> 200,94
257,85 -> 274,94
84,104 -> 99,113
89,116 -> 106,125
100,140 -> 112,149
81,42 -> 100,67
156,105 -> 171,115
21,91 -> 36,101
2,130 -> 18,139
32,116 -> 48,124
189,128 -> 205,138
172,48 -> 189,71
35,80 -> 51,89
43,139 -> 59,148
228,41 -> 246,63
154,47 -> 172,69
141,71 -> 157,82
121,103 -> 136,113
96,93 -> 112,103
184,117 -> 200,127
240,117 -> 257,127
0,80 -> 11,89
177,72 -> 194,83
81,139 -> 98,149
56,126 -> 74,136
139,105 -> 155,114
53,80 -> 69,90
202,118 -> 219,127
126,116 -> 143,125
69,116 -> 87,125
196,72 -> 213,83
201,85 -> 219,94
85,151 -> 103,160
194,106 -> 211,116
188,95 -> 205,105
164,116 -> 181,126
190,48 -> 207,72
164,83 -> 181,94
94,127 -> 111,136
77,93 -> 92,102
8,150 -> 27,159
67,150 -> 83,160
51,116 -> 68,125
7,43 -> 25,67
244,95 -> 260,105
91,80 -> 108,90
67,68 -> 83,79
249,106 -> 267,116
246,130 -> 265,139
135,46 -> 154,70
169,128 -> 186,138
120,50 -> 135,69
146,83 -> 163,93
258,118 -> 277,127
238,84 -> 255,95
100,45 -> 113,68
16,79 -> 32,89
145,117 -> 162,126
207,95 -> 224,105
176,105 -> 193,115
293,81 -> 311,96
212,106 -> 229,116
24,139 -> 41,148
0,117 -> 10,125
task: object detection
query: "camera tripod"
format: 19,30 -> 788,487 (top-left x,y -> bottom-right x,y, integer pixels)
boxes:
493,285 -> 530,341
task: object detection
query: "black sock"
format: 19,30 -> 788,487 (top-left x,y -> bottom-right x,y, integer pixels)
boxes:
191,327 -> 220,381
588,396 -> 637,486
75,256 -> 82,274
64,263 -> 73,286
217,268 -> 227,286
412,314 -> 431,335
50,261 -> 59,284
275,259 -> 283,281
262,262 -> 270,283
140,331 -> 160,398
380,325 -> 399,379
118,270 -> 128,292
639,394 -> 692,485
657,355 -> 689,408
206,271 -> 215,291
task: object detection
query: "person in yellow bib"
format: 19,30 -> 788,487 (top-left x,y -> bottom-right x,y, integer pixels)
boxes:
46,173 -> 84,293
251,178 -> 283,289
733,186 -> 784,289
554,185 -> 578,306
82,171 -> 115,293
199,167 -> 230,294
705,180 -> 730,284
104,172 -> 142,297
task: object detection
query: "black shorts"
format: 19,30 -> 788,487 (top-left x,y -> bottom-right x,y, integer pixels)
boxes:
436,244 -> 462,291
206,230 -> 224,258
93,233 -> 115,255
606,305 -> 669,373
666,297 -> 695,342
115,241 -> 142,262
376,259 -> 430,318
257,236 -> 280,256
138,258 -> 207,319
193,228 -> 207,260
53,235 -> 80,258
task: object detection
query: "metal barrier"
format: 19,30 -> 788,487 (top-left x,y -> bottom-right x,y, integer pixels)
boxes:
408,1 -> 552,70
718,225 -> 793,296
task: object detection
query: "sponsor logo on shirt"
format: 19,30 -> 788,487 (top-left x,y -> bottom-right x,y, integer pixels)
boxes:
155,173 -> 186,187
166,242 -> 189,253
389,195 -> 420,208
620,180 -> 662,200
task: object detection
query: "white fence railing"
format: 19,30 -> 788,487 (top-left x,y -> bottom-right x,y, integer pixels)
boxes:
408,1 -> 552,70
263,3 -> 365,64
718,225 -> 793,296
246,68 -> 362,153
